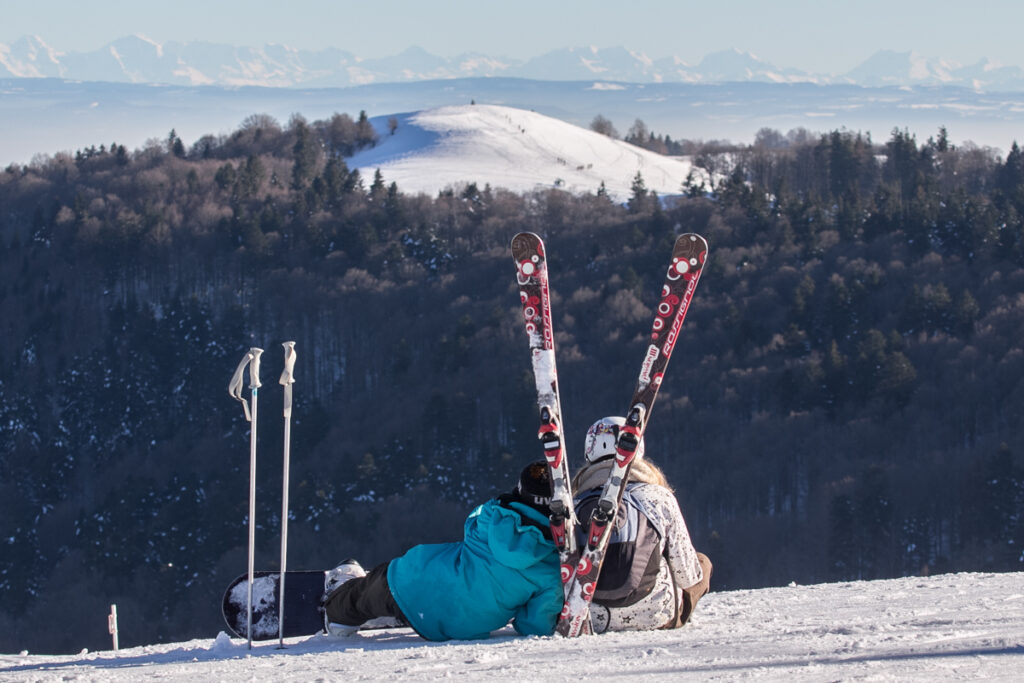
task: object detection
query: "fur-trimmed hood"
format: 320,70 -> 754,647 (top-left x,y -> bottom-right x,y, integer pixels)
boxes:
572,458 -> 668,494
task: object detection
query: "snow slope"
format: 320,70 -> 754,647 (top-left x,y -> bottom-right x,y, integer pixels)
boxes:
3,572 -> 1022,681
348,105 -> 703,201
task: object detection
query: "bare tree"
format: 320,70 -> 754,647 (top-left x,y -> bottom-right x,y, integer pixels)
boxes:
626,119 -> 649,146
590,114 -> 619,139
754,127 -> 787,150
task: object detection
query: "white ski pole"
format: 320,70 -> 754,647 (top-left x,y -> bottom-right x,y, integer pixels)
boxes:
108,604 -> 119,651
229,347 -> 263,650
277,341 -> 296,649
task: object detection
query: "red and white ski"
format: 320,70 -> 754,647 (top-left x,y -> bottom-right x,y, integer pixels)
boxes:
557,233 -> 709,637
511,233 -> 580,603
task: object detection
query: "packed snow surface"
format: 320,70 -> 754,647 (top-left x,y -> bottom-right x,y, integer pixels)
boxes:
3,572 -> 1022,681
348,104 -> 703,201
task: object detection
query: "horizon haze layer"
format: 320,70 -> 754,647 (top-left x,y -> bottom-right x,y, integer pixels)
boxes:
4,34 -> 1024,91
5,0 -> 1024,74
3,76 -> 1023,168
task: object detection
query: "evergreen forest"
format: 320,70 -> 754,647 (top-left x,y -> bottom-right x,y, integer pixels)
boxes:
1,111 -> 1023,653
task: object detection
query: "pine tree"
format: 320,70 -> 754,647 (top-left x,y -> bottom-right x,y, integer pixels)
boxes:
628,171 -> 648,213
291,116 -> 319,189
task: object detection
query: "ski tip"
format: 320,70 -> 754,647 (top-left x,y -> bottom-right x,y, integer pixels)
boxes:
677,232 -> 708,249
511,233 -> 546,265
511,231 -> 542,248
673,233 -> 709,273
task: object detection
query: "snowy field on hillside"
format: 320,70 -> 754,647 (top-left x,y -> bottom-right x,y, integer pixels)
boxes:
3,572 -> 1022,681
348,105 -> 704,201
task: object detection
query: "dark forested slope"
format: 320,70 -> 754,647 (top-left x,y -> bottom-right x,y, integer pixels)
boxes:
1,115 -> 1022,652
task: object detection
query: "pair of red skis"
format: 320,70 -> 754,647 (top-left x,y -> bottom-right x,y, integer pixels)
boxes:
511,232 -> 708,637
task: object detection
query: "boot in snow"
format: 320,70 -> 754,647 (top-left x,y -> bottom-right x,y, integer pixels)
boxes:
321,559 -> 366,637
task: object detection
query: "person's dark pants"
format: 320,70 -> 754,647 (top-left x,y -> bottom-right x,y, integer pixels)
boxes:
323,561 -> 408,627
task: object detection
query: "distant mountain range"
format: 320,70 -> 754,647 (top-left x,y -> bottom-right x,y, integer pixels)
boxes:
4,35 -> 1024,90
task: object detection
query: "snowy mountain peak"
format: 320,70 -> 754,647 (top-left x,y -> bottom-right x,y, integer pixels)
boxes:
844,49 -> 966,86
129,34 -> 164,55
16,34 -> 61,56
698,48 -> 767,71
397,45 -> 435,59
695,48 -> 811,84
0,35 -> 64,77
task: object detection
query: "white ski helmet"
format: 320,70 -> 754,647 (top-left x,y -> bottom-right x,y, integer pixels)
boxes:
583,416 -> 644,464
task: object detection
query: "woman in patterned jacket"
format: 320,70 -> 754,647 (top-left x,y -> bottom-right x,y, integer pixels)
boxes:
572,416 -> 712,633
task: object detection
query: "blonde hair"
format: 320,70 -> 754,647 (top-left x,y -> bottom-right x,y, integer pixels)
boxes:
640,458 -> 671,490
572,456 -> 672,493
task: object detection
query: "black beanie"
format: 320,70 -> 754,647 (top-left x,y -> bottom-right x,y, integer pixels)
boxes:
513,460 -> 553,515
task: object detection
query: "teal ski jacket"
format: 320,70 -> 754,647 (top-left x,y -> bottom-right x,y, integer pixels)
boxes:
387,499 -> 562,641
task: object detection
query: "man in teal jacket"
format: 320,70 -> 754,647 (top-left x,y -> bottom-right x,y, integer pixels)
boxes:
322,461 -> 563,641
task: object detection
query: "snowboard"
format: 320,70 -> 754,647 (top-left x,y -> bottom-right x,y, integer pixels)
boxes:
222,570 -> 403,640
222,570 -> 326,640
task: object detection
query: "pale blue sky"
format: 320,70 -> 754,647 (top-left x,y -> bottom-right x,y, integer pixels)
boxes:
3,0 -> 1022,74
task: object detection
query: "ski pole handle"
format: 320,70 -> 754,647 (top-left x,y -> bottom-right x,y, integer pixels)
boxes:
229,348 -> 264,422
229,351 -> 252,421
248,347 -> 263,390
280,341 -> 296,416
280,342 -> 297,385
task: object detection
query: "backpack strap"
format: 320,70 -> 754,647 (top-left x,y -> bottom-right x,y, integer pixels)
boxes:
574,484 -> 664,606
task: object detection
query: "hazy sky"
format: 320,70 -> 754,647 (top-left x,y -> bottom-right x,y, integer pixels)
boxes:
4,0 -> 1023,74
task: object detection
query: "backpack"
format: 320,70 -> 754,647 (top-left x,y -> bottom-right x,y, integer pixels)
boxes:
574,483 -> 664,607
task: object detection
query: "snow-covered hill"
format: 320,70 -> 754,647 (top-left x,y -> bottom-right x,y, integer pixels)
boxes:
2,572 -> 1021,681
350,105 -> 702,200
